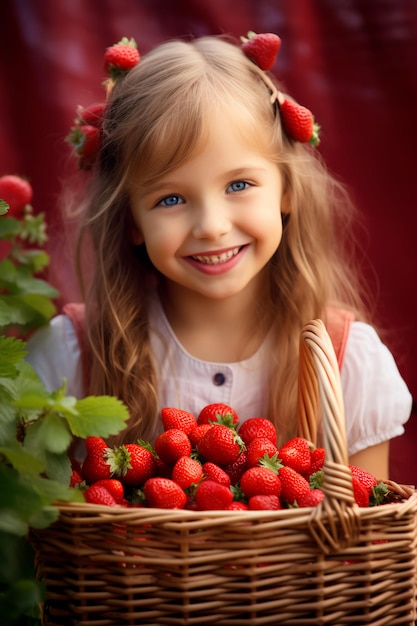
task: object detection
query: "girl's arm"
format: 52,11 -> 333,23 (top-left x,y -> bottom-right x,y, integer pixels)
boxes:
348,440 -> 389,481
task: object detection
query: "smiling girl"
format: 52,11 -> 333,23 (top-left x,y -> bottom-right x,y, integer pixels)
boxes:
26,34 -> 412,478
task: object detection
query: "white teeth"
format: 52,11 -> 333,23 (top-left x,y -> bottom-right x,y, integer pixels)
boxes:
192,247 -> 240,265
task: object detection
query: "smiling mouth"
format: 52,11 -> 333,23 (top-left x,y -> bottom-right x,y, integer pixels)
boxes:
190,246 -> 242,265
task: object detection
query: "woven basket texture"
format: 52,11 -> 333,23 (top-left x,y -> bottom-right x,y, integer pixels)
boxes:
31,320 -> 417,625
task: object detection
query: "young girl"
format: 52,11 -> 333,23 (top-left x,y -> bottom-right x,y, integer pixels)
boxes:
26,34 -> 412,479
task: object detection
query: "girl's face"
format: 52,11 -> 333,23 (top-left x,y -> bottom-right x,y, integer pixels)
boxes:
130,111 -> 285,303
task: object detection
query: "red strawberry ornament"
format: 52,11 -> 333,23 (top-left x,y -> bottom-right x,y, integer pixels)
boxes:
241,31 -> 281,71
104,37 -> 140,79
279,98 -> 320,146
66,124 -> 101,169
76,102 -> 106,128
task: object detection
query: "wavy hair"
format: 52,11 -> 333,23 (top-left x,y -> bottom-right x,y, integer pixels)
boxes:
71,35 -> 371,445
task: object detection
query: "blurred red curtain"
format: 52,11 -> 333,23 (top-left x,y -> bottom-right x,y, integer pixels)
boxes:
1,0 -> 416,482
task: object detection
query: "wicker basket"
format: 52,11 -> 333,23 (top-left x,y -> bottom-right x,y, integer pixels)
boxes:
31,320 -> 417,625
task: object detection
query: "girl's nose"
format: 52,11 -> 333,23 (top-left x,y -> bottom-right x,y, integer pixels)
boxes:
192,204 -> 232,240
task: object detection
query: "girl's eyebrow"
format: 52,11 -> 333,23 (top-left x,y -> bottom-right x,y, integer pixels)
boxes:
141,166 -> 269,195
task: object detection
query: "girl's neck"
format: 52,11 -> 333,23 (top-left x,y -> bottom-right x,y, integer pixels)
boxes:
158,280 -> 271,363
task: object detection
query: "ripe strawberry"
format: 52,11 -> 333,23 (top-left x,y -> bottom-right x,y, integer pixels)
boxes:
118,443 -> 157,486
309,447 -> 325,476
198,424 -> 244,465
225,501 -> 249,511
69,469 -> 83,487
66,124 -> 101,169
349,465 -> 378,495
84,483 -> 118,506
76,102 -> 106,128
202,462 -> 231,487
351,476 -> 370,507
248,494 -> 282,510
195,480 -> 233,510
0,174 -> 33,217
143,477 -> 187,509
161,407 -> 197,434
240,31 -> 281,71
238,417 -> 277,446
92,479 -> 124,504
188,423 -> 213,448
240,466 -> 281,499
296,488 -> 325,508
278,437 -> 311,475
279,99 -> 320,146
197,403 -> 239,427
223,450 -> 248,485
246,437 -> 279,468
154,428 -> 192,464
104,37 -> 140,79
81,436 -> 116,484
279,466 -> 311,506
171,455 -> 203,489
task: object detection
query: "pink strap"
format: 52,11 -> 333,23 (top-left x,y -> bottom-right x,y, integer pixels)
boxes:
325,305 -> 354,369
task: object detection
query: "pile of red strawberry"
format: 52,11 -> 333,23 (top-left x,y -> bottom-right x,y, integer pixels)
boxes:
71,403 -> 389,511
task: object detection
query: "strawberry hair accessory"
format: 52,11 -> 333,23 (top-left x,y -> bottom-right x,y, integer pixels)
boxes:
240,31 -> 320,146
66,37 -> 140,170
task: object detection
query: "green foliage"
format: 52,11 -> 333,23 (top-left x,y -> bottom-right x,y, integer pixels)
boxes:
0,198 -> 130,623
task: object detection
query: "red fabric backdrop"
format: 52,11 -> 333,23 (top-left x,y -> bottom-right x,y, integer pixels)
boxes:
1,0 -> 416,482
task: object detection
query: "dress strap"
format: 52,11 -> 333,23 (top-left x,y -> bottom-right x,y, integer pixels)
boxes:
324,305 -> 355,369
62,303 -> 90,392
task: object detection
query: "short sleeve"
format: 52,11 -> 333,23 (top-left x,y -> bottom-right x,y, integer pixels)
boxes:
341,321 -> 412,456
25,314 -> 83,398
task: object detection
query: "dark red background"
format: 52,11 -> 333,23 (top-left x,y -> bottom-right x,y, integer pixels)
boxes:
1,0 -> 416,482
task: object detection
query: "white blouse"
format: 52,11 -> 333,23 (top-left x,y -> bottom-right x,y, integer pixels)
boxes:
25,298 -> 412,456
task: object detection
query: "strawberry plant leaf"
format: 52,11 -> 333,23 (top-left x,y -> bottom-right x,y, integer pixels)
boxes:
0,215 -> 20,238
0,199 -> 9,216
69,396 -> 130,438
24,413 -> 72,456
0,336 -> 27,377
0,444 -> 46,477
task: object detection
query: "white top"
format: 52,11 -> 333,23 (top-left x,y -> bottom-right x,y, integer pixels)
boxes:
25,297 -> 412,456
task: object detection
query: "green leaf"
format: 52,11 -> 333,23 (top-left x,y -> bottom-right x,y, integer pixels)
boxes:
0,199 -> 9,216
0,444 -> 45,477
0,258 -> 17,289
0,466 -> 44,536
30,475 -> 84,505
24,413 -> 72,455
43,450 -> 72,484
69,395 -> 129,438
0,336 -> 27,377
13,266 -> 58,297
0,577 -> 44,618
0,216 -> 20,239
28,505 -> 59,529
10,248 -> 50,273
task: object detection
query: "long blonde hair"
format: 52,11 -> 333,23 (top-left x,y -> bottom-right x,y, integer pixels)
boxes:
71,35 -> 371,444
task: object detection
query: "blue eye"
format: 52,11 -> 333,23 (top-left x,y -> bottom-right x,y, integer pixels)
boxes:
227,181 -> 250,193
158,195 -> 183,207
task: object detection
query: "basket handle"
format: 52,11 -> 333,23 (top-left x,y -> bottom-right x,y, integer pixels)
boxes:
297,319 -> 361,553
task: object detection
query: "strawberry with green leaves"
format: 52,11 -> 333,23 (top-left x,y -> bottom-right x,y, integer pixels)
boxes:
161,407 -> 197,434
0,174 -> 33,217
240,31 -> 281,70
66,124 -> 101,170
240,466 -> 282,499
197,403 -> 239,427
143,477 -> 187,509
195,480 -> 233,511
81,436 -> 116,484
118,443 -> 157,486
198,424 -> 245,465
279,98 -> 320,146
171,455 -> 203,489
238,417 -> 277,446
246,437 -> 279,468
104,37 -> 140,79
279,466 -> 311,506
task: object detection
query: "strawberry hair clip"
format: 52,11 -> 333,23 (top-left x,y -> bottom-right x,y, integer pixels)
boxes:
66,37 -> 140,170
241,31 -> 320,146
